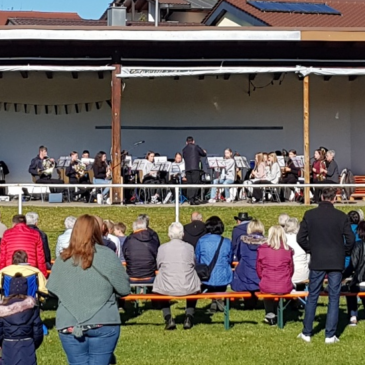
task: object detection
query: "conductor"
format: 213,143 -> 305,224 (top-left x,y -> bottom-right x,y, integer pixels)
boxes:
182,136 -> 206,205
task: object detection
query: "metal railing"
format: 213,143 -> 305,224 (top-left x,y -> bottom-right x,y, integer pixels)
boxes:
0,182 -> 360,222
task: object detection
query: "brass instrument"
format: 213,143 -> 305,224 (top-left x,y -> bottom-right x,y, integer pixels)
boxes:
74,159 -> 87,178
40,157 -> 55,176
317,160 -> 327,182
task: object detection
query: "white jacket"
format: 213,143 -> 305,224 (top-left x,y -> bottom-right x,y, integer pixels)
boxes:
267,162 -> 281,184
55,229 -> 72,257
286,233 -> 310,283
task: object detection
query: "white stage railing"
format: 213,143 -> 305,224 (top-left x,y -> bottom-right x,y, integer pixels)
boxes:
0,183 -> 360,222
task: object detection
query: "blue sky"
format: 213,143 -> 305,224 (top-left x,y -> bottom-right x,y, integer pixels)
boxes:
0,0 -> 112,19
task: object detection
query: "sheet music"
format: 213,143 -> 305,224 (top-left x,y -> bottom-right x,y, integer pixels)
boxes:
207,157 -> 226,168
58,156 -> 71,168
131,159 -> 147,171
151,162 -> 172,172
154,156 -> 167,164
123,156 -> 132,168
291,156 -> 304,168
234,156 -> 250,169
81,158 -> 95,165
171,162 -> 185,174
277,156 -> 286,167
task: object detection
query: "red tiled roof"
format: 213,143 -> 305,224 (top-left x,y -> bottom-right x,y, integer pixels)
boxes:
206,0 -> 365,27
6,18 -> 107,26
0,11 -> 80,25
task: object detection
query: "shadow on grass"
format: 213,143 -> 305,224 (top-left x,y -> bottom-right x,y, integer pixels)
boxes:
312,308 -> 348,338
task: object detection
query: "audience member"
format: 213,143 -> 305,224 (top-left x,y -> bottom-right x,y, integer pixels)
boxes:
114,222 -> 127,262
0,211 -> 7,241
93,216 -> 117,253
55,216 -> 77,258
256,225 -> 294,326
195,216 -> 233,313
231,212 -> 252,259
0,294 -> 43,365
183,212 -> 206,248
278,213 -> 290,228
0,215 -> 47,277
356,209 -> 364,222
297,187 -> 355,343
123,217 -> 159,283
231,219 -> 266,309
104,220 -> 120,255
47,215 -> 130,365
26,212 -> 52,269
153,222 -> 201,330
137,214 -> 160,248
284,218 -> 310,286
0,250 -> 48,295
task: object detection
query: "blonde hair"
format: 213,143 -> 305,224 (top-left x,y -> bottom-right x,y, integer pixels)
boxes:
254,153 -> 264,170
284,218 -> 299,234
267,225 -> 290,250
269,152 -> 278,164
247,219 -> 265,235
278,213 -> 290,227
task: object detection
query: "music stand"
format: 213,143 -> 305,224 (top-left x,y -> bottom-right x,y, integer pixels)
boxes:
277,156 -> 286,168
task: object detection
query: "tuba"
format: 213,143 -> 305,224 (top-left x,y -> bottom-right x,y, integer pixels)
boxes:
41,157 -> 55,176
74,159 -> 87,178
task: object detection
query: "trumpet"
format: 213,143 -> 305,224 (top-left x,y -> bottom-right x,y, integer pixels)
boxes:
40,157 -> 55,176
74,159 -> 87,178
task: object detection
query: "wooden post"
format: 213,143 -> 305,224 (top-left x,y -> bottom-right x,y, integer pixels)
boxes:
303,76 -> 310,205
111,64 -> 122,204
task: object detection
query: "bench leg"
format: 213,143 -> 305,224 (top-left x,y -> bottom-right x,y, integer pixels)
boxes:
277,298 -> 284,329
224,298 -> 230,330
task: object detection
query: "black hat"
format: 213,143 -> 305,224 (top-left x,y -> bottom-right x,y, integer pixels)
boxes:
234,212 -> 253,222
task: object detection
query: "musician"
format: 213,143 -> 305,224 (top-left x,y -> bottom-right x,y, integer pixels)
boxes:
182,136 -> 206,206
312,149 -> 326,182
279,149 -> 300,201
92,151 -> 111,200
81,150 -> 93,171
243,152 -> 266,199
66,151 -> 91,202
208,148 -> 235,203
82,150 -> 90,159
28,146 -> 64,191
313,149 -> 339,203
164,153 -> 186,203
142,151 -> 162,204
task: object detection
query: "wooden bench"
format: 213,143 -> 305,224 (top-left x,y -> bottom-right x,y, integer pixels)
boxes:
349,176 -> 365,200
124,292 -> 251,330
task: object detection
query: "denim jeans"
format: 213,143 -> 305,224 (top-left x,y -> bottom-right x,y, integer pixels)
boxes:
211,179 -> 234,200
93,178 -> 110,197
303,270 -> 342,338
59,325 -> 120,365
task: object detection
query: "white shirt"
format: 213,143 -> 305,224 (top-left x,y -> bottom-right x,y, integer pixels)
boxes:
286,233 -> 310,283
107,234 -> 121,257
267,162 -> 281,184
55,229 -> 72,257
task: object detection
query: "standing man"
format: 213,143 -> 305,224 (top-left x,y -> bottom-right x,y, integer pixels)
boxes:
182,136 -> 206,206
183,212 -> 206,248
297,187 -> 354,344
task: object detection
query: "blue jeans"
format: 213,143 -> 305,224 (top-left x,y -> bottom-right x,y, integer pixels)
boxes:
59,325 -> 120,365
303,270 -> 342,338
211,179 -> 234,199
93,178 -> 110,197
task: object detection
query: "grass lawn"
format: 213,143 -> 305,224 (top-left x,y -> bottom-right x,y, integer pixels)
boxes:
0,204 -> 363,365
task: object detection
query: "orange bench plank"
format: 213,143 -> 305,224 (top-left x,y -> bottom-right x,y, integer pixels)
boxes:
125,292 -> 251,301
255,292 -> 308,299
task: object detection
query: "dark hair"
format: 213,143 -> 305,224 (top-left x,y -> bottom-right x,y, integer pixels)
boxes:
12,250 -> 28,264
289,149 -> 297,155
146,151 -> 155,159
348,211 -> 361,225
186,136 -> 194,143
321,187 -> 337,201
205,216 -> 224,235
94,151 -> 107,168
70,151 -> 78,157
82,150 -> 89,155
358,221 -> 365,241
39,145 -> 47,152
175,152 -> 182,159
12,214 -> 26,224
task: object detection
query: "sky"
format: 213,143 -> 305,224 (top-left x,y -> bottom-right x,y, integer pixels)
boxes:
0,0 -> 112,19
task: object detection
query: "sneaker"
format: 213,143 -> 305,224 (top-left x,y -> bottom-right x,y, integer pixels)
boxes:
163,192 -> 172,204
208,198 -> 216,203
325,336 -> 340,344
297,333 -> 311,343
106,198 -> 111,205
226,198 -> 232,203
349,316 -> 358,327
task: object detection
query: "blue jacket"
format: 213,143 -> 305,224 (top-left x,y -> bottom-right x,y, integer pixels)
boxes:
196,234 -> 233,287
231,233 -> 266,292
231,222 -> 250,260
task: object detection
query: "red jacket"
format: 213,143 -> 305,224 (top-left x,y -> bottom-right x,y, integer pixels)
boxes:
256,243 -> 294,294
0,223 -> 47,277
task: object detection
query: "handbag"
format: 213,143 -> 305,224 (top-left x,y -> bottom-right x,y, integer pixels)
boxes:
196,237 -> 224,281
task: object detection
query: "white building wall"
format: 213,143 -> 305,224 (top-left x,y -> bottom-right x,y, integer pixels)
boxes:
0,72 -> 359,182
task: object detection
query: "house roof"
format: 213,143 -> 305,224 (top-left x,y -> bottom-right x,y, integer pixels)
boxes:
204,0 -> 365,27
6,18 -> 107,26
0,11 -> 81,26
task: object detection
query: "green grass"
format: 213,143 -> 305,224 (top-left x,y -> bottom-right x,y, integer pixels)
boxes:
0,205 -> 363,365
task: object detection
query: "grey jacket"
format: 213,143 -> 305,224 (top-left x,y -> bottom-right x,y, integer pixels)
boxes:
153,239 -> 201,296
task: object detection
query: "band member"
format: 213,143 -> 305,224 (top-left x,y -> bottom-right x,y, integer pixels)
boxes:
82,150 -> 90,159
243,152 -> 266,199
182,136 -> 206,206
66,151 -> 90,202
166,152 -> 186,202
28,146 -> 64,191
142,151 -> 162,204
92,151 -> 111,200
312,149 -> 326,182
279,149 -> 301,201
209,148 -> 235,203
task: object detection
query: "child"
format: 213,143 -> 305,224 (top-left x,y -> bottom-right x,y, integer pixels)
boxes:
114,222 -> 127,263
0,292 -> 43,365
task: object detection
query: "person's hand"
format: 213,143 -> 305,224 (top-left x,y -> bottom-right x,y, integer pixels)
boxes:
313,168 -> 317,173
203,149 -> 207,153
182,177 -> 187,182
50,158 -> 55,162
320,167 -> 325,173
285,167 -> 290,172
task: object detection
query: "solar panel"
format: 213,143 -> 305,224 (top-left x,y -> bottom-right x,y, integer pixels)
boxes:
247,1 -> 341,15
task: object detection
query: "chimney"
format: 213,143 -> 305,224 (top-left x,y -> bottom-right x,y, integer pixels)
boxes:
107,3 -> 127,26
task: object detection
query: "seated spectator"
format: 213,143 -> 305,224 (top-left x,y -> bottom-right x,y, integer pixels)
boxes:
183,212 -> 206,248
195,216 -> 233,313
257,225 -> 294,326
344,211 -> 362,271
114,222 -> 127,263
356,209 -> 364,222
55,216 -> 77,258
0,215 -> 47,277
153,222 -> 201,330
231,212 -> 252,260
93,216 -> 117,253
278,213 -> 290,228
104,220 -> 120,255
123,217 -> 159,283
284,218 -> 310,286
26,212 -> 52,270
0,250 -> 48,296
0,211 -> 7,242
137,214 -> 160,248
231,219 -> 266,309
0,294 -> 43,365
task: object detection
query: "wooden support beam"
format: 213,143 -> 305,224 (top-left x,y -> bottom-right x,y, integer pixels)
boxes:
20,71 -> 28,79
72,72 -> 78,79
46,72 -> 53,79
303,75 -> 310,205
111,64 -> 122,204
323,75 -> 332,81
349,75 -> 357,81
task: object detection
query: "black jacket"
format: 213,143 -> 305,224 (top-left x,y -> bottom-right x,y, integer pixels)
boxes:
297,201 -> 355,271
93,163 -> 107,179
0,297 -> 43,365
183,221 -> 206,248
28,225 -> 52,270
28,156 -> 43,177
103,237 -> 117,253
123,229 -> 159,278
349,241 -> 365,285
182,143 -> 206,171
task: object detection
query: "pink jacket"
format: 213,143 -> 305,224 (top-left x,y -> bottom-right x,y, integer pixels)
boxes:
256,243 -> 294,294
